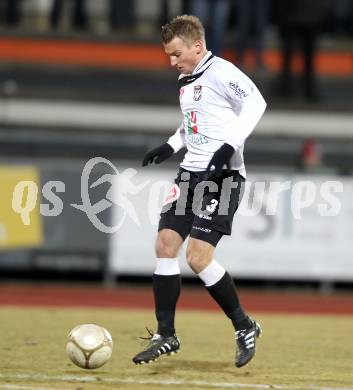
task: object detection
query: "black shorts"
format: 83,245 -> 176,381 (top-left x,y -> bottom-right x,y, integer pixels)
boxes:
158,168 -> 245,247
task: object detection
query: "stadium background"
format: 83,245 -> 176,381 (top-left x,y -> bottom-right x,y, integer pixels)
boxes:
0,1 -> 352,389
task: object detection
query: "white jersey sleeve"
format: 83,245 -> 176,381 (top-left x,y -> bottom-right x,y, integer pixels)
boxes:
213,63 -> 267,152
167,122 -> 186,152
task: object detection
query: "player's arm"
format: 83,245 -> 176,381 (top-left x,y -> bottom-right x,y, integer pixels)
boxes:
222,76 -> 266,153
142,123 -> 186,166
207,69 -> 266,175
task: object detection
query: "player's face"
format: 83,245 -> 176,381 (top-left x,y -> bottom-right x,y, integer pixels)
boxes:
163,37 -> 203,74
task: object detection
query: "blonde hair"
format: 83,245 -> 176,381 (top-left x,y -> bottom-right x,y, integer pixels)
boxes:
161,15 -> 206,46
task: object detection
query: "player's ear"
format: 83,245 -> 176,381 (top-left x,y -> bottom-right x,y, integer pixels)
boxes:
194,39 -> 203,54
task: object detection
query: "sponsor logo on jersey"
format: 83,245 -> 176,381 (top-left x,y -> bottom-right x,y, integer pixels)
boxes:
186,111 -> 198,134
187,134 -> 210,145
228,81 -> 249,100
184,111 -> 210,145
193,85 -> 202,101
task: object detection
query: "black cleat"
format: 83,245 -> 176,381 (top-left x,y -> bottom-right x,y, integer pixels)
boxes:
235,320 -> 262,368
132,330 -> 180,365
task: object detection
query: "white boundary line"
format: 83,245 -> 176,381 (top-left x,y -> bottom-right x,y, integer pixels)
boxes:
0,385 -> 67,390
0,373 -> 353,390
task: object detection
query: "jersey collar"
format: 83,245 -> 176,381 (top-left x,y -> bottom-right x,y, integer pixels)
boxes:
178,52 -> 215,88
192,51 -> 214,74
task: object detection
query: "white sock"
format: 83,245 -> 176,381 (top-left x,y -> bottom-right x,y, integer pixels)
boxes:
197,259 -> 225,287
154,257 -> 180,275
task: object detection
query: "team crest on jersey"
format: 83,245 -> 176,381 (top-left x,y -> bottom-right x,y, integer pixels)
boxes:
193,85 -> 202,101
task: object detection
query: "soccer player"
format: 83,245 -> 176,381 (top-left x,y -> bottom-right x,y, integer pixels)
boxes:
132,15 -> 266,368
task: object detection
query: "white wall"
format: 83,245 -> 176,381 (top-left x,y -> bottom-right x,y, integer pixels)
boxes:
109,165 -> 353,281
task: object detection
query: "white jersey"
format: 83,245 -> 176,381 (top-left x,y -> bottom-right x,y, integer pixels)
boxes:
167,52 -> 267,178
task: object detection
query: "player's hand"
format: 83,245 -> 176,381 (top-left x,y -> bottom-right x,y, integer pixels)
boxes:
207,143 -> 235,176
142,143 -> 174,166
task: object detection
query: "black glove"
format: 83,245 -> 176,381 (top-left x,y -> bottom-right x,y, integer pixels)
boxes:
206,143 -> 235,177
142,143 -> 174,166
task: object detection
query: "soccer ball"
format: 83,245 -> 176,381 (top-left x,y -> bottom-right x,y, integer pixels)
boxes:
66,324 -> 113,369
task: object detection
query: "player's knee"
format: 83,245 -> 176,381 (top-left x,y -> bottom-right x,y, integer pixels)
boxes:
185,249 -> 200,272
186,239 -> 214,273
155,234 -> 179,258
185,248 -> 207,273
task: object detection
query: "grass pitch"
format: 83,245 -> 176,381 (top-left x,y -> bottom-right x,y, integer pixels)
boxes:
0,307 -> 352,390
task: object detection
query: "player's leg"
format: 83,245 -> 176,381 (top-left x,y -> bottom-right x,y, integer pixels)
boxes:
187,170 -> 261,368
186,235 -> 261,368
153,228 -> 184,338
133,168 -> 194,364
132,228 -> 184,364
186,236 -> 252,331
151,169 -> 195,342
